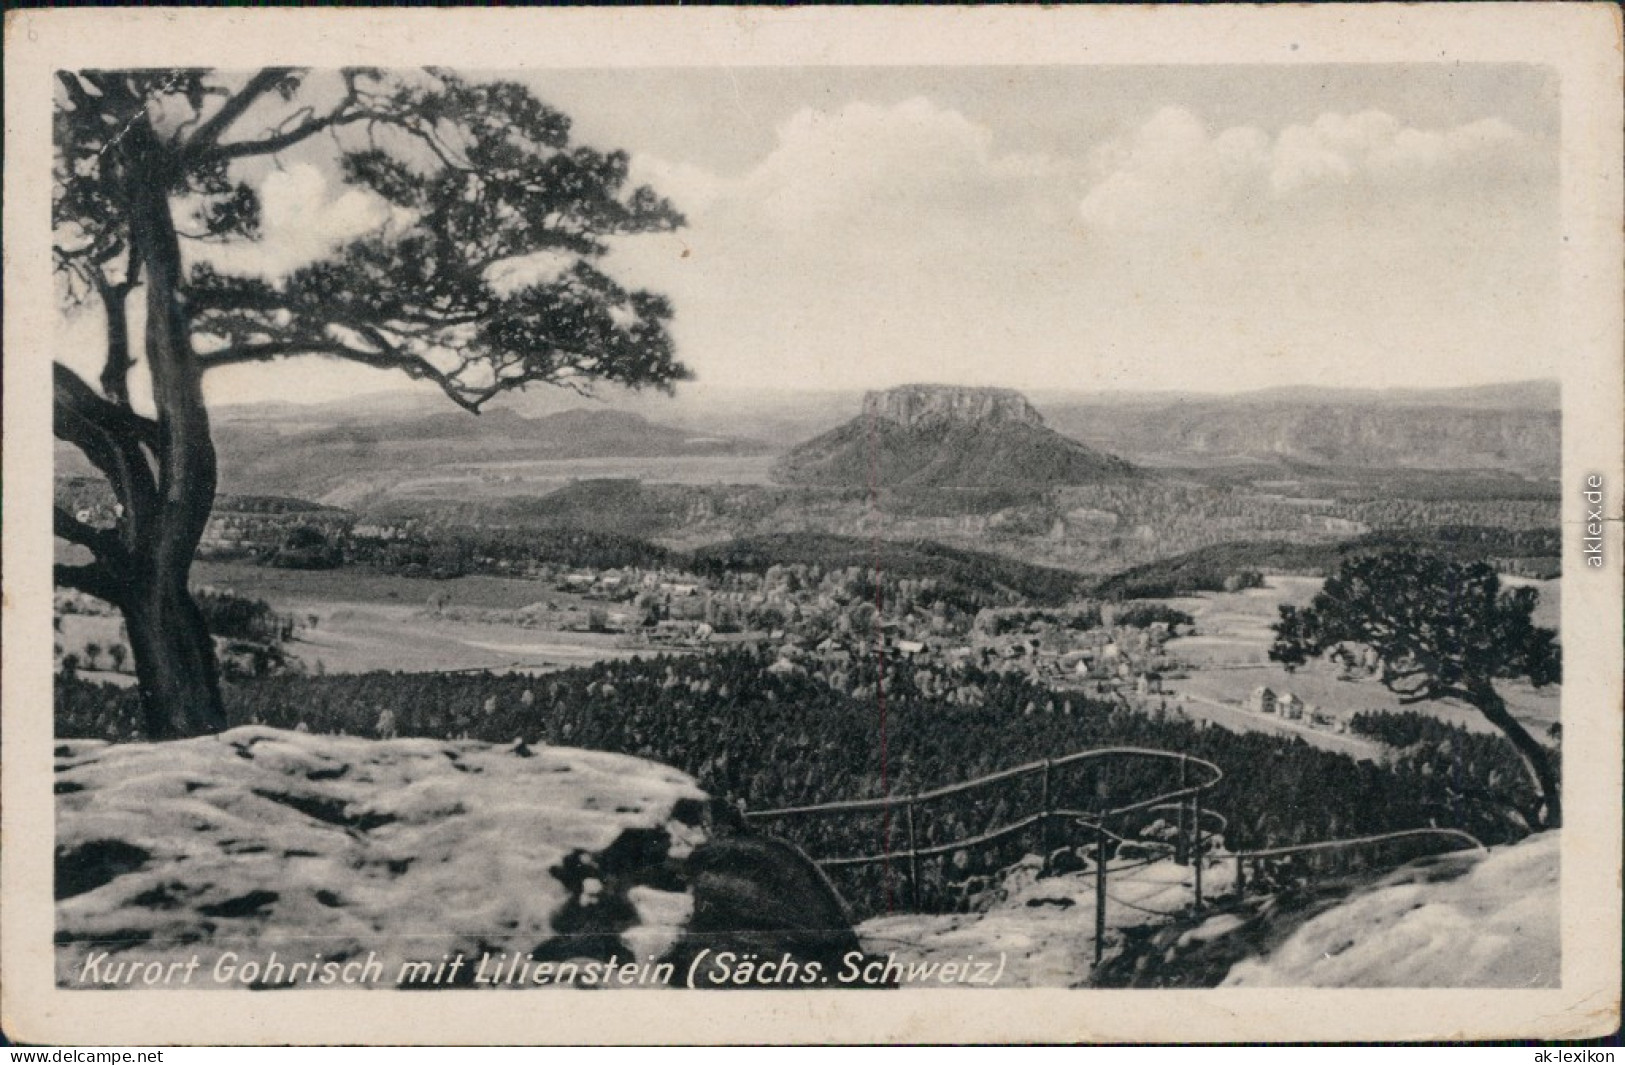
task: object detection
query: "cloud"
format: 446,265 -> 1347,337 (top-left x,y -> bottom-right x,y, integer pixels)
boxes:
633,97 -> 1061,245
608,98 -> 1084,388
1078,107 -> 1270,232
604,95 -> 1554,395
197,163 -> 406,278
1080,107 -> 1534,232
628,156 -> 728,218
741,97 -> 1054,233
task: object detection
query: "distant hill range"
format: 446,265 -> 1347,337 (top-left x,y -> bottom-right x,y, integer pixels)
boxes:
1042,382 -> 1558,475
291,406 -> 764,458
174,378 -> 1559,501
208,378 -> 1559,467
130,406 -> 773,500
773,384 -> 1141,489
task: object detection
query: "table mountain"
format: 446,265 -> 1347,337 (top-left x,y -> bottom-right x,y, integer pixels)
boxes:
774,384 -> 1140,488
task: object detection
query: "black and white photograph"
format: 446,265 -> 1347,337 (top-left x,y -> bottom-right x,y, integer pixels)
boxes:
5,5 -> 1621,1046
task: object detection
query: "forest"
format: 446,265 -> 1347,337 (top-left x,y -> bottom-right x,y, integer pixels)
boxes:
1092,525 -> 1561,599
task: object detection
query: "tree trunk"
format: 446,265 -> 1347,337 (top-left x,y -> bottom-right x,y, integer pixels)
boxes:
1472,681 -> 1561,830
113,122 -> 226,738
124,577 -> 226,738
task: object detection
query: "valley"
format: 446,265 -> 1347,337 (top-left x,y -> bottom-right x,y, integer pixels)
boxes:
55,380 -> 1566,928
58,381 -> 1563,747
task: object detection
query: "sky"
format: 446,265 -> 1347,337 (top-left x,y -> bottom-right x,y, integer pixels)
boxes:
57,64 -> 1563,406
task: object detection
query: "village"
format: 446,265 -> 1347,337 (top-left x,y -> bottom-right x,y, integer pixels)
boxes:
56,527 -> 1366,746
410,557 -> 1362,741
50,482 -> 1407,750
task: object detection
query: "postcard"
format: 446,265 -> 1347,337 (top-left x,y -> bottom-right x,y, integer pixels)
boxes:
4,4 -> 1621,1045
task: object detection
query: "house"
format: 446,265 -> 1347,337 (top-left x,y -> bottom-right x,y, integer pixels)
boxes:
1277,692 -> 1305,720
1136,672 -> 1163,695
1249,686 -> 1277,714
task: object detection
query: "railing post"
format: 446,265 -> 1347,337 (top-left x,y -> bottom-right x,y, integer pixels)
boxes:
1094,815 -> 1108,968
1191,788 -> 1203,911
1235,852 -> 1244,895
1175,755 -> 1190,866
906,798 -> 921,912
1039,759 -> 1054,862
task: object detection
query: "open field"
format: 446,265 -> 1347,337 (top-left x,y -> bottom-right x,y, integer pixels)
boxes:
193,561 -> 571,612
55,614 -> 138,687
1157,576 -> 1561,737
192,561 -> 664,675
1168,691 -> 1382,759
287,603 -> 657,675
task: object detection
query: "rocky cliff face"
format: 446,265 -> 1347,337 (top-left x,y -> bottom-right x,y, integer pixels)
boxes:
1043,401 -> 1559,476
862,385 -> 1044,429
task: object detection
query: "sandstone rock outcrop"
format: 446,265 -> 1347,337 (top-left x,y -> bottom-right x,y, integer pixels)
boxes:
776,384 -> 1140,489
861,385 -> 1044,430
55,727 -> 863,990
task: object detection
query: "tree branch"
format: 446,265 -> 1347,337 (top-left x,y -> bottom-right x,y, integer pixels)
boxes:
94,273 -> 135,406
54,561 -> 128,608
53,363 -> 159,547
199,339 -> 364,367
183,68 -> 296,156
200,338 -> 498,413
54,506 -> 129,568
203,108 -> 370,163
55,72 -> 98,116
54,363 -> 159,451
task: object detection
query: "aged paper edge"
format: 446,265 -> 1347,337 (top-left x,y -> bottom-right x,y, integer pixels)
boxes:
4,3 -> 1621,1046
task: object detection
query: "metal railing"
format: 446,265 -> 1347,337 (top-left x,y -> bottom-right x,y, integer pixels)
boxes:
745,746 -> 1489,966
747,747 -> 1223,962
1230,827 -> 1485,894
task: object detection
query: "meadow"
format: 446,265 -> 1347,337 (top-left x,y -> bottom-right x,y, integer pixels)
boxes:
1154,576 -> 1561,737
190,561 -> 654,675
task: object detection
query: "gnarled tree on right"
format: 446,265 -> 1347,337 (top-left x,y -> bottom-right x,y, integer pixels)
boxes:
1271,552 -> 1561,830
